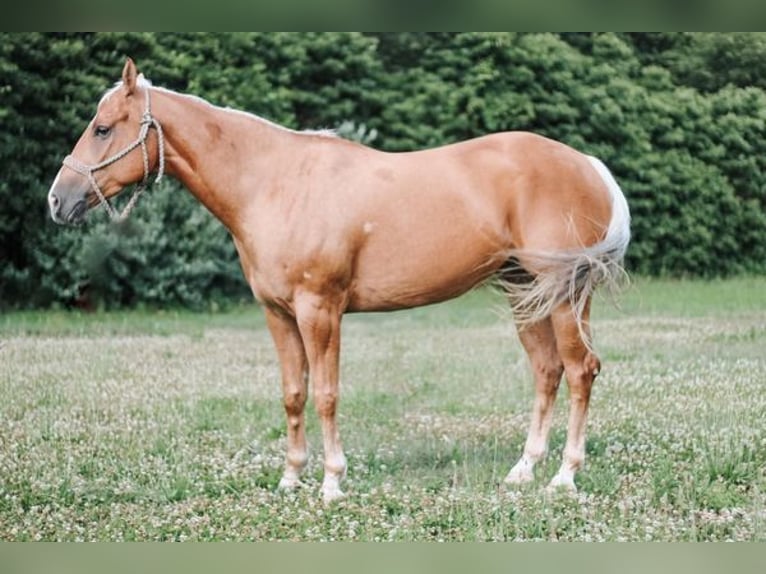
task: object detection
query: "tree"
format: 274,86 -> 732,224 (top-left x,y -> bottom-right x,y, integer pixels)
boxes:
2,33 -> 765,309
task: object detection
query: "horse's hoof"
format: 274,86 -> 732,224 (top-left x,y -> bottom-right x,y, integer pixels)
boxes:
321,485 -> 346,504
503,464 -> 535,487
546,475 -> 577,494
277,475 -> 303,491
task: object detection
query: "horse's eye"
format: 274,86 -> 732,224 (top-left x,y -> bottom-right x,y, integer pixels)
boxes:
94,125 -> 111,138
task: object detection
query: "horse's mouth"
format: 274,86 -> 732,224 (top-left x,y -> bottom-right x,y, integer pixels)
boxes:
66,199 -> 88,226
86,189 -> 106,210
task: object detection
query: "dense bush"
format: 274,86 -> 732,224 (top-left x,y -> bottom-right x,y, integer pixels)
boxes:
1,33 -> 765,309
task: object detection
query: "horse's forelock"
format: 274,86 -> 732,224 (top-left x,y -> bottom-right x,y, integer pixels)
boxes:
99,74 -> 153,106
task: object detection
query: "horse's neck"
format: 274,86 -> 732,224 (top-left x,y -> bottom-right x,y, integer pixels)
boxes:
154,88 -> 292,233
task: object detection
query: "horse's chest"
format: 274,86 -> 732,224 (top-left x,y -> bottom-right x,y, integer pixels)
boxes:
235,220 -> 359,312
244,252 -> 352,313
245,263 -> 297,308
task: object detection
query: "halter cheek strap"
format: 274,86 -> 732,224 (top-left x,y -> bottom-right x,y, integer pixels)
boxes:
62,86 -> 166,223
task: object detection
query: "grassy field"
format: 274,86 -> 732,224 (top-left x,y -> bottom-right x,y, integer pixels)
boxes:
1,277 -> 765,541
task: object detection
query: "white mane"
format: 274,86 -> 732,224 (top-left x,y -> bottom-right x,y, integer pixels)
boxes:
99,74 -> 152,106
219,103 -> 337,139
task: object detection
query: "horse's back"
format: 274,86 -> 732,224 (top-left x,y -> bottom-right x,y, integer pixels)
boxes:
375,131 -> 614,251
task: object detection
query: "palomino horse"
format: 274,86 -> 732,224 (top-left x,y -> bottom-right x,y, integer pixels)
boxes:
48,59 -> 630,502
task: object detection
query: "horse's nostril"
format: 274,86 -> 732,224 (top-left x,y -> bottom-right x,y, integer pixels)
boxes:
49,193 -> 60,209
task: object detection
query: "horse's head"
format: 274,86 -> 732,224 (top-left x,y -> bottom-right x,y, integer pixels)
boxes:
48,58 -> 164,225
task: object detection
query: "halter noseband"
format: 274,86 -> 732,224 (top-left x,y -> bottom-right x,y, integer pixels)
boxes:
62,85 -> 166,222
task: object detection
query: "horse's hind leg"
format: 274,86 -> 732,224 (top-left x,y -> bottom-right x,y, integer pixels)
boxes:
265,308 -> 309,490
505,317 -> 564,486
547,298 -> 601,491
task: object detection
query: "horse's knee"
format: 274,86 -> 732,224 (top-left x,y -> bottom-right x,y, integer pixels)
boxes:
283,387 -> 307,420
314,388 -> 339,418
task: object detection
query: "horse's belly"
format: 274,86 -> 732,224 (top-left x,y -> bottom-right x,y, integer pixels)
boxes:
347,228 -> 507,312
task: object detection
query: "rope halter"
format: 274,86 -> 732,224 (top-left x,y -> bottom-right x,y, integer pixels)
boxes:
62,85 -> 166,223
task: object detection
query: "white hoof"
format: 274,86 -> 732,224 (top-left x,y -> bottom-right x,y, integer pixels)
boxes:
503,470 -> 535,486
322,484 -> 346,504
277,475 -> 303,491
504,456 -> 536,486
546,474 -> 577,494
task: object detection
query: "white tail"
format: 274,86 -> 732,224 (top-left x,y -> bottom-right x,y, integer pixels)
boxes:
499,155 -> 631,347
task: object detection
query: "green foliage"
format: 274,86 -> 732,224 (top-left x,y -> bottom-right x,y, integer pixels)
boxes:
2,33 -> 766,309
2,281 -> 765,540
73,184 -> 250,310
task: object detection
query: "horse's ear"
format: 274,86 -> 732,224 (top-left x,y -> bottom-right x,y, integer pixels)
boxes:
122,58 -> 138,95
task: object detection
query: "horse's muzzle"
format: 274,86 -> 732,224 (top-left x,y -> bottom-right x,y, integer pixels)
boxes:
49,191 -> 88,226
48,171 -> 91,226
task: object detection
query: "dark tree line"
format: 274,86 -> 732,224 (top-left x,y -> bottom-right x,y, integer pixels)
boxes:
2,33 -> 765,309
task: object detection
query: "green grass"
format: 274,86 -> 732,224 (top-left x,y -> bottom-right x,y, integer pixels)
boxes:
1,277 -> 765,540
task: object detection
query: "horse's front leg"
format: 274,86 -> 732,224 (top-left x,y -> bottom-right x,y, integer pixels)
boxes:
294,292 -> 347,503
265,308 -> 309,490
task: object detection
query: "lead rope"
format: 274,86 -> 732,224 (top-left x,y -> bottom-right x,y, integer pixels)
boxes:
62,86 -> 165,223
